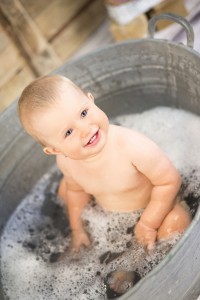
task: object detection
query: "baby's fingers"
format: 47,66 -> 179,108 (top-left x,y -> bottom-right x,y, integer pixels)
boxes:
72,233 -> 91,252
136,237 -> 155,253
147,241 -> 155,250
82,237 -> 91,248
134,220 -> 157,250
146,241 -> 155,255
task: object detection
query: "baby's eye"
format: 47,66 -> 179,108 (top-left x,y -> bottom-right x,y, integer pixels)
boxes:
65,129 -> 73,138
81,109 -> 88,118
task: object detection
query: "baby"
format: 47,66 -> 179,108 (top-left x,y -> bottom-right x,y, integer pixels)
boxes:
18,75 -> 191,252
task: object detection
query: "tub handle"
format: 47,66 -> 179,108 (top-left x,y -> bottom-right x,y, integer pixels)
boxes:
148,13 -> 194,48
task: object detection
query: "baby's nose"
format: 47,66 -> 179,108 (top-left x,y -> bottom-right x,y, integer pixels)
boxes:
80,123 -> 91,138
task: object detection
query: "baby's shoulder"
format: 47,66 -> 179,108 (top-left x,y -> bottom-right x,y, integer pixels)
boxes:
111,124 -> 141,142
111,124 -> 155,151
111,124 -> 133,134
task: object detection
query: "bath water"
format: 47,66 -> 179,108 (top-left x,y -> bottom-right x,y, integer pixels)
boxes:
1,107 -> 200,300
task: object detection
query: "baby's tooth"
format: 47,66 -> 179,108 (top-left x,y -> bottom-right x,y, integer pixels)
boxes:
89,134 -> 96,144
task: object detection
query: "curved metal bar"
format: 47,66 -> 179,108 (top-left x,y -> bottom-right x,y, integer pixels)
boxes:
148,13 -> 194,48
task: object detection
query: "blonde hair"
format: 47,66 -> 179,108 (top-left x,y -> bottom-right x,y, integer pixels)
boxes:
18,75 -> 81,145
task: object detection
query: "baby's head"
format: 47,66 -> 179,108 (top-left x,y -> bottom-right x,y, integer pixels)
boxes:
18,75 -> 109,159
18,75 -> 87,144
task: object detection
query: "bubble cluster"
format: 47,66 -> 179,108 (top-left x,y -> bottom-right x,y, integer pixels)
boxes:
1,107 -> 200,300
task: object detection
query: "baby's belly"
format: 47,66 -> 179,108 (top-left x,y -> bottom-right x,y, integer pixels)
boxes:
95,184 -> 152,213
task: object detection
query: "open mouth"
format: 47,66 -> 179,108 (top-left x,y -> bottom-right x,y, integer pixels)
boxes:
86,130 -> 100,146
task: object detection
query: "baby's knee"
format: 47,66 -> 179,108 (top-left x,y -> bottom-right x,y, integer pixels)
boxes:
157,202 -> 191,241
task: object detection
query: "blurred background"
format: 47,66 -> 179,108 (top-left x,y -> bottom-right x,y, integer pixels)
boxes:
0,0 -> 199,113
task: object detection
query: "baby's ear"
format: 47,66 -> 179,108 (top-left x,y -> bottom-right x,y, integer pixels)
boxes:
87,92 -> 94,102
43,147 -> 61,156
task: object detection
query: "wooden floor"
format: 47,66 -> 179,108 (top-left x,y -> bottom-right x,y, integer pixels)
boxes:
1,0 -> 200,113
0,19 -> 113,113
0,0 -> 107,113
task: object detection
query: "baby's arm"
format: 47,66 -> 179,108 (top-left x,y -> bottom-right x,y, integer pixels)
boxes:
129,131 -> 181,249
57,157 -> 91,251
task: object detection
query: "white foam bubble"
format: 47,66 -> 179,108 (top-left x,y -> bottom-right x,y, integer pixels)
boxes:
114,107 -> 200,175
1,106 -> 200,300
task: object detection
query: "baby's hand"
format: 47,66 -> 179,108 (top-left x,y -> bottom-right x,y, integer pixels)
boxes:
134,220 -> 157,251
71,229 -> 91,252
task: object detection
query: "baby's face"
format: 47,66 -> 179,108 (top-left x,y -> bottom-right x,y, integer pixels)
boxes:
32,84 -> 109,160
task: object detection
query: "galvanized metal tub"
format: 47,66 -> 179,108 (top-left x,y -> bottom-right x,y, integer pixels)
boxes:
0,14 -> 200,300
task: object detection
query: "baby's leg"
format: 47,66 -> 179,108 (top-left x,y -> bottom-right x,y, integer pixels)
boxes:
157,201 -> 191,240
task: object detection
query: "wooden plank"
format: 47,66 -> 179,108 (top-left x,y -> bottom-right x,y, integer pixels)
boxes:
20,0 -> 90,40
0,65 -> 35,112
72,20 -> 113,59
0,16 -> 35,110
0,43 -> 25,87
20,0 -> 52,20
109,14 -> 148,41
0,23 -> 9,52
0,23 -> 29,87
52,0 -> 106,60
19,0 -> 53,19
0,0 -> 61,76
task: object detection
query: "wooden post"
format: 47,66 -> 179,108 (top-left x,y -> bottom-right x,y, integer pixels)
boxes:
0,0 -> 61,76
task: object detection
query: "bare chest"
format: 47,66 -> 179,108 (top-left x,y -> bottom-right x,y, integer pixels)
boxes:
68,158 -> 145,196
